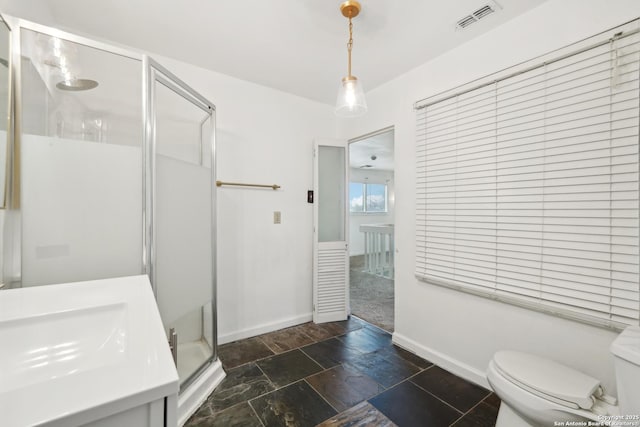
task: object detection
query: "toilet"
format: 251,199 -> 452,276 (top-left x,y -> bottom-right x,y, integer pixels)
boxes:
487,325 -> 640,427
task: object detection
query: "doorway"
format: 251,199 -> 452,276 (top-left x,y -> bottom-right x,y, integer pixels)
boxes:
348,127 -> 395,331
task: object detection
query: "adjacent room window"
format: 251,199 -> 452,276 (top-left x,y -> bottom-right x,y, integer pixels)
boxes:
414,23 -> 640,328
350,182 -> 388,213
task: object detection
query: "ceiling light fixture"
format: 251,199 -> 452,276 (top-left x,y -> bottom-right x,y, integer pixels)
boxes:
335,0 -> 367,117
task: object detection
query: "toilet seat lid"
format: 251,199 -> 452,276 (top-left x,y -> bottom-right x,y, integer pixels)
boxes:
493,351 -> 600,409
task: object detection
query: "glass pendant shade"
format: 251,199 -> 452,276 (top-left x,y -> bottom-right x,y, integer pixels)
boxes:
335,76 -> 367,117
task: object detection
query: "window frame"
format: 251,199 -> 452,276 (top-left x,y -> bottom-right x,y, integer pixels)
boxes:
349,182 -> 388,214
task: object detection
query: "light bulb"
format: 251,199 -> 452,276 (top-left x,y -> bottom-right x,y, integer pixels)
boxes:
335,76 -> 367,117
344,80 -> 356,107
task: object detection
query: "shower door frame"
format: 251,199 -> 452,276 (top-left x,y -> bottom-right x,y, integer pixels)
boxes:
3,15 -> 219,392
143,55 -> 218,391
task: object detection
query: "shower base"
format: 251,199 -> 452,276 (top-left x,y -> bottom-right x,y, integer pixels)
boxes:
177,340 -> 226,426
177,339 -> 212,380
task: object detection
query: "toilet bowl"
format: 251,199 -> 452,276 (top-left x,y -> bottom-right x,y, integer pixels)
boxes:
487,325 -> 640,427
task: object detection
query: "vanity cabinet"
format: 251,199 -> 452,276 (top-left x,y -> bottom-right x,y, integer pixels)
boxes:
0,276 -> 180,427
82,395 -> 177,427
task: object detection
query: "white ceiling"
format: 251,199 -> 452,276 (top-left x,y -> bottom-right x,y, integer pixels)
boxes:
25,0 -> 547,105
350,129 -> 394,171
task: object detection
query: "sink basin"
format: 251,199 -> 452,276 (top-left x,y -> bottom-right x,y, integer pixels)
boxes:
0,275 -> 178,427
0,302 -> 127,393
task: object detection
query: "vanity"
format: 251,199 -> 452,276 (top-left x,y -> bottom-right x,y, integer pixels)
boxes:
0,275 -> 179,427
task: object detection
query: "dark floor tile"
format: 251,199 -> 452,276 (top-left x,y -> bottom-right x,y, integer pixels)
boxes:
250,380 -> 337,427
375,344 -> 433,370
186,402 -> 263,427
295,322 -> 338,341
483,393 -> 501,409
185,401 -> 214,425
259,325 -> 316,354
300,337 -> 363,369
410,366 -> 491,413
306,365 -> 385,412
337,325 -> 392,354
345,347 -> 421,388
218,337 -> 275,369
257,349 -> 323,388
325,316 -> 367,335
362,321 -> 392,334
316,401 -> 397,427
206,363 -> 275,412
451,402 -> 499,427
369,381 -> 462,427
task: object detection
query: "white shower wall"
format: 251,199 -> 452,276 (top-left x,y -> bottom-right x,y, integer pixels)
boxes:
20,134 -> 142,286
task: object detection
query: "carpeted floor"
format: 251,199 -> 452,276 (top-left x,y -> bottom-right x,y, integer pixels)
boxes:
349,255 -> 394,332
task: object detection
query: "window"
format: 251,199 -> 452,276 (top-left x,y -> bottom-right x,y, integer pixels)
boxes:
350,182 -> 387,213
415,23 -> 640,329
349,182 -> 364,212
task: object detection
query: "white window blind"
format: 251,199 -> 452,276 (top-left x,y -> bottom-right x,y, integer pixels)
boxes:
416,25 -> 640,328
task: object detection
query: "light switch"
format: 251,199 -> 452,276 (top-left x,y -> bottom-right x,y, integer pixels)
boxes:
274,211 -> 281,224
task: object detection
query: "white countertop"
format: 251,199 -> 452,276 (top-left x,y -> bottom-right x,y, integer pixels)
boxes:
0,275 -> 179,427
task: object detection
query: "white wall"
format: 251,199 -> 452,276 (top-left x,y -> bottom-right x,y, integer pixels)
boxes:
154,55 -> 336,344
338,0 -> 640,394
0,0 -> 55,26
348,168 -> 394,256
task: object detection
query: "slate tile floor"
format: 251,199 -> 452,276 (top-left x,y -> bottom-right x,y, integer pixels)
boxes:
186,317 -> 500,427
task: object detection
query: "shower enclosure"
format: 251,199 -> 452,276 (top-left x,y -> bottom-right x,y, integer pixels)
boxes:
0,14 -> 222,423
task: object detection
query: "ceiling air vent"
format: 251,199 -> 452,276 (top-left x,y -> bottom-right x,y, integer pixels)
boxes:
456,15 -> 477,29
473,5 -> 495,19
455,2 -> 501,30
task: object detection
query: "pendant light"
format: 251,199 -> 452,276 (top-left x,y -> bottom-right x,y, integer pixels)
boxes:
335,0 -> 367,117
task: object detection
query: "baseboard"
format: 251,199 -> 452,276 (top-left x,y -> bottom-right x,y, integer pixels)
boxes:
392,332 -> 490,389
218,312 -> 313,345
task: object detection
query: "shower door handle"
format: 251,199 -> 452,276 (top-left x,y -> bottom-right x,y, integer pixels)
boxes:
168,328 -> 178,367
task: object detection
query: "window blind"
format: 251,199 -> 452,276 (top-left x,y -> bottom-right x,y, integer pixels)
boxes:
416,25 -> 640,328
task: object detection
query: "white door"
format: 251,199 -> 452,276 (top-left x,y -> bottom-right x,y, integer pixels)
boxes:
313,139 -> 349,323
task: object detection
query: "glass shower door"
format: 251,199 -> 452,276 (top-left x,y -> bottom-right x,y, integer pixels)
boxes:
147,59 -> 216,390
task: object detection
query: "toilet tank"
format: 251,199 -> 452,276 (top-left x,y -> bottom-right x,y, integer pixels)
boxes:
610,325 -> 640,416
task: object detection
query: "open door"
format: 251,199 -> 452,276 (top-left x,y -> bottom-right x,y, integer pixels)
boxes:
313,139 -> 349,323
